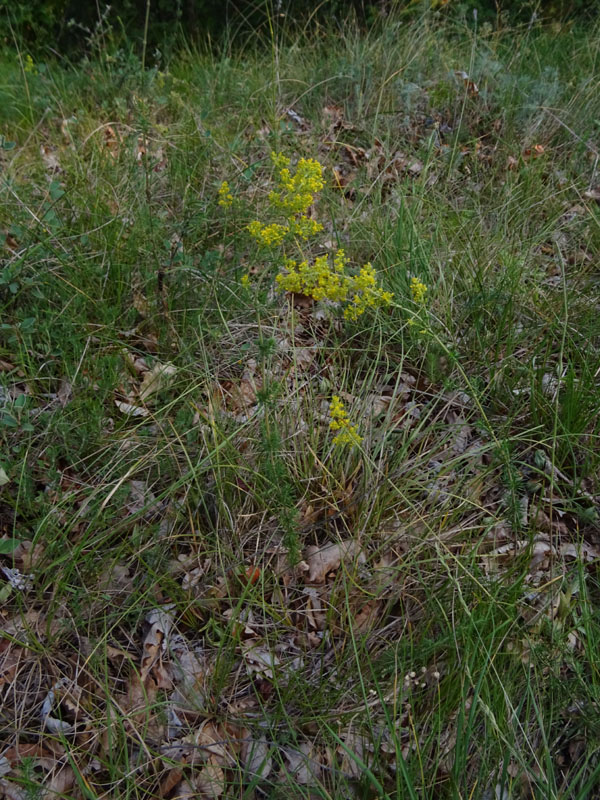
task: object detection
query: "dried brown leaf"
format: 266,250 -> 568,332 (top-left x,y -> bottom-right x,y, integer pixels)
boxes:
191,721 -> 233,766
583,187 -> 600,202
139,362 -> 177,401
0,779 -> 26,800
241,641 -> 281,679
241,737 -> 272,780
366,394 -> 392,416
11,540 -> 44,570
194,760 -> 225,798
0,639 -> 26,688
133,289 -> 150,317
45,765 -> 76,798
293,347 -> 316,372
303,587 -> 327,631
141,606 -> 174,688
40,144 -> 61,172
455,70 -> 479,95
522,144 -> 545,160
169,645 -> 207,712
158,767 -> 183,798
350,599 -> 381,633
115,400 -> 150,417
304,540 -> 366,583
283,742 -> 320,785
125,674 -> 159,727
103,125 -> 121,157
338,730 -> 371,780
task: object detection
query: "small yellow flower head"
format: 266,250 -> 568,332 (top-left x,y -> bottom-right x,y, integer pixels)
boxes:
247,221 -> 288,247
241,274 -> 250,287
24,54 -> 36,74
328,395 -> 363,447
333,249 -> 349,273
270,151 -> 290,171
289,216 -> 323,239
410,277 -> 428,305
218,180 -> 234,207
344,263 -> 394,320
268,152 -> 324,218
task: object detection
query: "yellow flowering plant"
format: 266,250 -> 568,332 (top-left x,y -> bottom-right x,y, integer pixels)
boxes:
218,180 -> 234,207
328,395 -> 362,447
276,250 -> 393,321
408,276 -> 429,332
410,277 -> 427,305
23,54 -> 37,75
244,151 -> 393,320
247,152 -> 324,245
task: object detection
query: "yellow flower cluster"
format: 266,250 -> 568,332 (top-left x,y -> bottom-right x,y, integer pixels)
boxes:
289,216 -> 323,239
241,151 -> 392,319
24,54 -> 36,74
218,181 -> 234,207
268,154 -> 324,216
410,277 -> 428,305
345,262 -> 394,321
328,395 -> 362,447
248,152 -> 324,246
276,253 -> 346,301
276,249 -> 393,320
408,276 -> 429,332
247,221 -> 287,246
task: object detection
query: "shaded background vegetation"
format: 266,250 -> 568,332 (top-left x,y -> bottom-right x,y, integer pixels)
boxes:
1,0 -> 597,57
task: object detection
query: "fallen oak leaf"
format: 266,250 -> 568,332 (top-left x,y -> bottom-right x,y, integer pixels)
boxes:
241,736 -> 272,781
45,765 -> 76,798
40,679 -> 86,734
583,187 -> 600,202
190,720 -> 236,766
169,643 -> 207,713
139,362 -> 177,401
0,779 -> 26,800
12,539 -> 45,570
140,606 -> 174,688
124,673 -> 160,734
193,760 -> 225,799
158,767 -> 183,798
103,125 -> 121,157
349,598 -> 381,633
241,640 -> 281,679
123,607 -> 174,733
115,400 -> 150,417
0,640 -> 26,687
366,394 -> 392,416
304,540 -> 366,583
283,741 -> 321,785
171,779 -> 197,799
522,144 -> 545,160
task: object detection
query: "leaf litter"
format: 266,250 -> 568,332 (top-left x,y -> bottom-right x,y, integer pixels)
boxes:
2,354 -> 598,797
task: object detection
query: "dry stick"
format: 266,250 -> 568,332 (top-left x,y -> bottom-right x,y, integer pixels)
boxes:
141,0 -> 151,75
